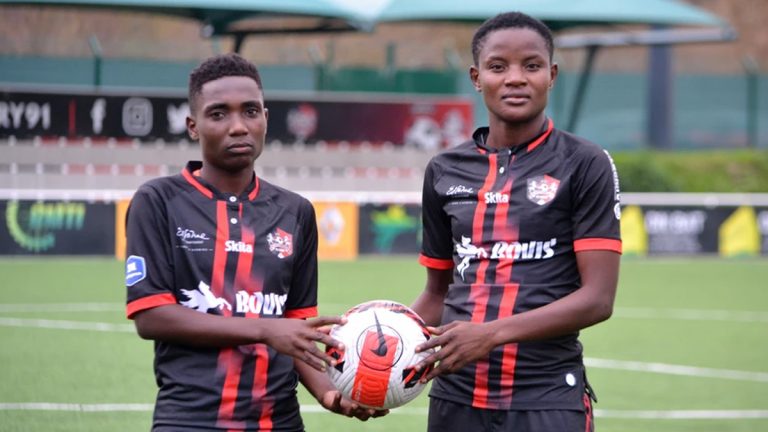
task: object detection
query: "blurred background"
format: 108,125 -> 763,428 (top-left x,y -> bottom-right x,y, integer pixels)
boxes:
1,0 -> 766,256
0,1 -> 766,431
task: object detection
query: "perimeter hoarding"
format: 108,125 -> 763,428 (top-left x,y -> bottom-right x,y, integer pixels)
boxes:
621,205 -> 768,257
358,203 -> 422,255
313,201 -> 359,260
1,89 -> 473,149
3,198 -> 766,258
0,200 -> 115,255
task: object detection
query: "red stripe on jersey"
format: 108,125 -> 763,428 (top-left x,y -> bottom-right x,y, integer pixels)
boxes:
182,167 -> 214,199
227,221 -> 273,428
472,154 -> 498,244
253,345 -> 273,430
216,348 -> 244,427
574,238 -> 622,253
526,118 -> 554,153
248,176 -> 261,201
469,281 -> 490,409
352,330 -> 399,408
493,178 -> 516,280
234,224 -> 256,294
468,153 -> 498,409
418,254 -> 454,270
125,293 -> 176,319
285,306 -> 318,319
497,283 -> 519,408
212,201 -> 230,302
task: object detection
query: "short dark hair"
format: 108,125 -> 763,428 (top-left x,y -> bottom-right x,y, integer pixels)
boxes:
471,12 -> 554,65
188,53 -> 263,113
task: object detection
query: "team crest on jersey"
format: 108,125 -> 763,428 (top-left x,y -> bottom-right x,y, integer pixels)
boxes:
267,228 -> 293,259
527,175 -> 560,205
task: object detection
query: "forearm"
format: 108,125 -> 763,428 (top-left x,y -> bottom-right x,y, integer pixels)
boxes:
296,359 -> 334,402
133,304 -> 265,347
410,289 -> 446,327
490,284 -> 615,346
490,250 -> 619,345
411,268 -> 452,327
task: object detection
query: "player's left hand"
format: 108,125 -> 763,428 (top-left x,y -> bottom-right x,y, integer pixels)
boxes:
320,390 -> 389,421
414,321 -> 496,382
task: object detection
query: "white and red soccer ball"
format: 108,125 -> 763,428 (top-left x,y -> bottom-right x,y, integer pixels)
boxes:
326,300 -> 434,410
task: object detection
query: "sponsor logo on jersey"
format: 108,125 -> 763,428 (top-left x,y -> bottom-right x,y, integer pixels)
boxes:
125,255 -> 146,286
455,236 -> 557,281
484,191 -> 510,204
225,240 -> 253,254
267,228 -> 293,259
603,150 -> 622,220
490,239 -> 557,260
176,227 -> 211,244
456,236 -> 488,281
235,291 -> 288,316
180,281 -> 287,316
180,281 -> 231,313
446,185 -> 474,196
527,175 -> 560,205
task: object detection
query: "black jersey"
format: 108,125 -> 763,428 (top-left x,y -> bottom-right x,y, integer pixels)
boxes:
420,119 -> 622,411
125,161 -> 318,431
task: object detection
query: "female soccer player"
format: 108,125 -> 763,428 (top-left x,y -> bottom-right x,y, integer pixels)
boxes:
411,11 -> 622,432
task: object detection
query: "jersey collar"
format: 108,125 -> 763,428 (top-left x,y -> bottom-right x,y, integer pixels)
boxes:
473,118 -> 554,155
181,161 -> 260,201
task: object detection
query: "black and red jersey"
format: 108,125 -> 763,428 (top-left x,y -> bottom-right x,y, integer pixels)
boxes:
419,119 -> 622,411
125,161 -> 318,431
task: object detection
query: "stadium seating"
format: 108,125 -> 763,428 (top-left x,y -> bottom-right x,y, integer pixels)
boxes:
0,137 -> 434,195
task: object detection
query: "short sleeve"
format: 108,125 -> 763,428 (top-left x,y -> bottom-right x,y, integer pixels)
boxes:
285,199 -> 318,319
420,160 -> 455,269
125,186 -> 177,318
571,149 -> 622,253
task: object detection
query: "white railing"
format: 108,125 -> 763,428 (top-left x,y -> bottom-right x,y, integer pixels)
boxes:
1,189 -> 767,206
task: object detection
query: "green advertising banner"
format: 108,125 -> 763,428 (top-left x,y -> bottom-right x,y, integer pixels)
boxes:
0,200 -> 115,255
358,203 -> 422,255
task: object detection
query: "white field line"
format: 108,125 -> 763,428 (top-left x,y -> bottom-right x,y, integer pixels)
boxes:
585,358 -> 768,383
0,317 -> 134,333
0,403 -> 767,419
614,307 -> 768,323
592,409 -> 768,419
4,313 -> 764,384
0,303 -> 123,313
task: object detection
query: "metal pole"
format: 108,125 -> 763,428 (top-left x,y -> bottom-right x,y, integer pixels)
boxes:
88,35 -> 102,88
647,25 -> 673,149
566,45 -> 599,133
743,56 -> 759,148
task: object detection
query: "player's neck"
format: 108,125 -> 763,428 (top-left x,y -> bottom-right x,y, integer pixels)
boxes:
199,165 -> 253,195
486,115 -> 547,150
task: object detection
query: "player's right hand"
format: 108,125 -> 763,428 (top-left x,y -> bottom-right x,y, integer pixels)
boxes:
262,316 -> 346,371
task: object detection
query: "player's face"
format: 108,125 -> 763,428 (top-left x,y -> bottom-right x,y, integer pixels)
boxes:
470,27 -> 557,127
187,76 -> 268,174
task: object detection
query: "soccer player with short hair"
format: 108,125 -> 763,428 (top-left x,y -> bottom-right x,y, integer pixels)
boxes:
125,53 -> 386,431
411,12 -> 622,432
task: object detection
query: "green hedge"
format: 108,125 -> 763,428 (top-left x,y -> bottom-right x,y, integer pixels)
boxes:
612,150 -> 768,192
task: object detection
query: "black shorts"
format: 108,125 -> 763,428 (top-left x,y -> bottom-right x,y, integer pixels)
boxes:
427,396 -> 594,432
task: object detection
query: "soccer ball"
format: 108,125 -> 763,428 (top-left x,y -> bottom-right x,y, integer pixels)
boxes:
325,300 -> 434,410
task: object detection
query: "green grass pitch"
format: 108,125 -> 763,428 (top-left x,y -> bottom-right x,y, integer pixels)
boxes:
0,256 -> 766,432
